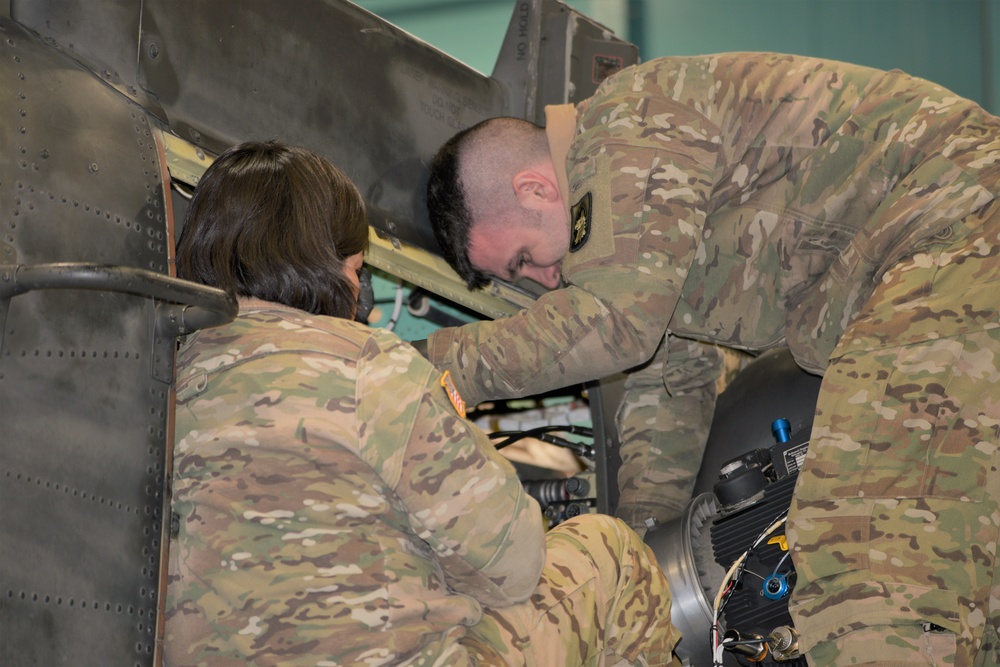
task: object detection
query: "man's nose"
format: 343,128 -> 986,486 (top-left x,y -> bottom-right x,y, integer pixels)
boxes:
523,265 -> 561,290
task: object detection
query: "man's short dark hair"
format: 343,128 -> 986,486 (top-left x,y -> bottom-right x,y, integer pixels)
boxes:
177,140 -> 369,319
426,126 -> 492,290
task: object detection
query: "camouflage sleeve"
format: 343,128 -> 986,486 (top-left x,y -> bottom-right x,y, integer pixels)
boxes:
427,282 -> 674,407
615,334 -> 721,530
357,331 -> 546,606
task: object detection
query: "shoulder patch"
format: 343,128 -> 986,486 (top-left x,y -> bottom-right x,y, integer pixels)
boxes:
569,192 -> 592,252
439,371 -> 466,418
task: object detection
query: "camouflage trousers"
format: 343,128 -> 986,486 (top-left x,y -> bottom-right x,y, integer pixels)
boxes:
461,514 -> 681,667
787,200 -> 1000,666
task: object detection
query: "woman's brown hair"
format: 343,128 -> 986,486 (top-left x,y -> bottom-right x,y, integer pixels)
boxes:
176,140 -> 368,319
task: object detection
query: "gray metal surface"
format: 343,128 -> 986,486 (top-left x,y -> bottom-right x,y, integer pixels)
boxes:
646,492 -> 722,667
12,0 -> 637,255
0,17 -> 233,666
13,0 -> 504,252
493,0 -> 639,125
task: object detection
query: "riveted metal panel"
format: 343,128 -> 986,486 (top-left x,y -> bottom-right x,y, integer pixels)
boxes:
0,18 -> 171,667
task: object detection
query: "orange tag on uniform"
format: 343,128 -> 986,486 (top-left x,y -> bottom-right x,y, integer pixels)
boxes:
439,371 -> 466,418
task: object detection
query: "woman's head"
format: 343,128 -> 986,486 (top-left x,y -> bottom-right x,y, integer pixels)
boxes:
177,140 -> 369,319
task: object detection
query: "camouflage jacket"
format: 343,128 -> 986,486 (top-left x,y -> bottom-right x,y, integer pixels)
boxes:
427,53 -> 1000,522
165,299 -> 545,666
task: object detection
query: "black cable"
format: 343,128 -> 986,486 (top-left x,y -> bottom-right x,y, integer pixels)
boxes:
489,424 -> 593,451
718,510 -> 788,616
538,433 -> 594,457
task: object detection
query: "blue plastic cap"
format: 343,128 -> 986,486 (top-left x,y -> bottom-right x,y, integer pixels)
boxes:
771,418 -> 791,443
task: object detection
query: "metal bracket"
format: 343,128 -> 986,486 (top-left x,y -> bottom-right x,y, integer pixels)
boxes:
0,262 -> 237,384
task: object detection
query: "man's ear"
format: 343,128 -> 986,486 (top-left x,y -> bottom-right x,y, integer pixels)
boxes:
512,168 -> 559,208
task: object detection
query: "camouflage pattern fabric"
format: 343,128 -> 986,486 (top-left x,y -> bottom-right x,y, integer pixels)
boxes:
165,299 -> 676,665
426,52 -> 1000,663
786,197 -> 1000,665
462,514 -> 680,667
615,335 -> 721,526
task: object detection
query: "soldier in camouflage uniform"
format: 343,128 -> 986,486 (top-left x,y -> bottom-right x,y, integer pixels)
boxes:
423,53 -> 1000,664
164,140 -> 680,666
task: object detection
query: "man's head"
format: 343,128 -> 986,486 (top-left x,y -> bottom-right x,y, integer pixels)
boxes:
426,117 -> 570,291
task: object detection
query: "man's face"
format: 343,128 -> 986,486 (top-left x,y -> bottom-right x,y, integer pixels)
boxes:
467,209 -> 569,290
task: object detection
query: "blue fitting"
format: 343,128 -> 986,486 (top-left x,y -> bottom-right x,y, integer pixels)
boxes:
771,418 -> 791,443
763,573 -> 790,600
